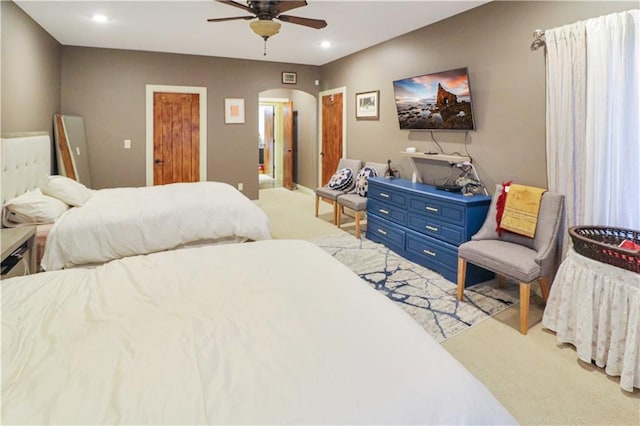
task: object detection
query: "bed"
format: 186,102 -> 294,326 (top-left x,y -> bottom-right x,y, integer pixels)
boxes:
1,239 -> 516,425
1,134 -> 271,270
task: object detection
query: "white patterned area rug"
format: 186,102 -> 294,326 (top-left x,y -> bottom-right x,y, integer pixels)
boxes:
311,233 -> 518,343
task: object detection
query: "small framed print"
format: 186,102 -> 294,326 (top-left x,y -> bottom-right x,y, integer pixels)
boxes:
356,90 -> 380,120
224,98 -> 245,124
282,71 -> 297,85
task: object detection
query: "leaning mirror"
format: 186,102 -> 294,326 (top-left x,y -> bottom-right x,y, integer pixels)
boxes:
53,114 -> 92,187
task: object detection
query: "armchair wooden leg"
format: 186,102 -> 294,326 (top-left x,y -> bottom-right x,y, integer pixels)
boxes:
520,282 -> 531,335
315,195 -> 319,217
337,204 -> 342,227
332,202 -> 338,225
539,276 -> 550,303
498,275 -> 506,288
354,211 -> 361,239
457,258 -> 467,301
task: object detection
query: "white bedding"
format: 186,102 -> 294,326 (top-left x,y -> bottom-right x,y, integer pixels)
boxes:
2,240 -> 515,425
40,181 -> 271,270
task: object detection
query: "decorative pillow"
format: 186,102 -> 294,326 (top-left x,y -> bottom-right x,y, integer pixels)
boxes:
3,188 -> 69,227
327,167 -> 354,191
39,175 -> 93,207
355,166 -> 378,197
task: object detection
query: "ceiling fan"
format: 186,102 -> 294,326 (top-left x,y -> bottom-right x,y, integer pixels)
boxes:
207,0 -> 328,55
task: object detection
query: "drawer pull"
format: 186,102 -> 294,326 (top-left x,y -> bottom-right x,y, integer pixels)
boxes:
377,229 -> 388,235
423,249 -> 436,257
379,209 -> 389,215
426,225 -> 439,232
426,206 -> 439,212
379,192 -> 390,198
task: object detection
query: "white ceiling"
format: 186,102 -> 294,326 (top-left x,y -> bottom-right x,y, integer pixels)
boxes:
15,1 -> 489,66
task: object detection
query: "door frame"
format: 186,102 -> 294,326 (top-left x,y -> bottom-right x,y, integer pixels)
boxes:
145,84 -> 207,186
260,97 -> 289,184
317,86 -> 347,186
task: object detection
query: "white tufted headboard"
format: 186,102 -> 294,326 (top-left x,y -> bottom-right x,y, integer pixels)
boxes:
1,133 -> 52,206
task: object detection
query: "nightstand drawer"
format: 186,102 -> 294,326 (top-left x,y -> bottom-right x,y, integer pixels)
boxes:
408,195 -> 465,226
1,226 -> 37,277
2,256 -> 29,278
407,213 -> 465,245
367,215 -> 405,252
368,181 -> 407,207
368,199 -> 407,226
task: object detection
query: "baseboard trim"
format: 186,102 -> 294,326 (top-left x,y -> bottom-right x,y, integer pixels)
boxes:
296,185 -> 314,196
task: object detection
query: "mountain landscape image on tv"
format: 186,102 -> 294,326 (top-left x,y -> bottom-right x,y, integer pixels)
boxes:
393,67 -> 476,130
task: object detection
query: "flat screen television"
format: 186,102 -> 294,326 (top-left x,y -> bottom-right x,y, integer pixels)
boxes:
392,67 -> 476,131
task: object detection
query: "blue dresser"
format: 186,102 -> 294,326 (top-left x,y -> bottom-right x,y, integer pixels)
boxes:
366,177 -> 494,286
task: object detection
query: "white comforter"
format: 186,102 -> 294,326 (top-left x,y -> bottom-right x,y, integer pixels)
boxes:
2,240 -> 515,425
41,181 -> 271,270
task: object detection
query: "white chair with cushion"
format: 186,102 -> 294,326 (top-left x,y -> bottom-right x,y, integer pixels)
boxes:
315,159 -> 362,225
456,184 -> 564,335
336,162 -> 387,238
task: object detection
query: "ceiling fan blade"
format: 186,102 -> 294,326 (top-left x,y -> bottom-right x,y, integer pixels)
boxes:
277,14 -> 327,29
215,0 -> 254,13
274,1 -> 308,14
207,15 -> 254,22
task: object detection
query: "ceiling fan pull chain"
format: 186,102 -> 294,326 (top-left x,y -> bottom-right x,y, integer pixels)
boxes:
263,38 -> 267,56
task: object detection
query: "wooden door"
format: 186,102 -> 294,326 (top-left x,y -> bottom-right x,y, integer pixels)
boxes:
263,106 -> 274,175
282,101 -> 294,190
321,92 -> 343,185
153,92 -> 200,185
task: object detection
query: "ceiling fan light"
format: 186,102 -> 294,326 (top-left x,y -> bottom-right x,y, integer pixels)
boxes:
249,20 -> 281,39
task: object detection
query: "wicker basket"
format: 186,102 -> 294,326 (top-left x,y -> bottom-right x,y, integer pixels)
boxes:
569,226 -> 640,273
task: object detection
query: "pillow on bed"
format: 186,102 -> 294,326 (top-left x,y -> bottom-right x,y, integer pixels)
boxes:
3,188 -> 69,226
39,175 -> 93,207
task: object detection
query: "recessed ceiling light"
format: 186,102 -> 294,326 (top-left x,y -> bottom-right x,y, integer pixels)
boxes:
92,14 -> 109,23
320,41 -> 332,49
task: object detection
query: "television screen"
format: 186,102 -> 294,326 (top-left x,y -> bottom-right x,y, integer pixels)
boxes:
392,67 -> 476,131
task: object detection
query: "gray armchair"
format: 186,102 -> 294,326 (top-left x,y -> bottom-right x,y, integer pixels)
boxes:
456,185 -> 564,335
314,158 -> 362,225
336,162 -> 387,238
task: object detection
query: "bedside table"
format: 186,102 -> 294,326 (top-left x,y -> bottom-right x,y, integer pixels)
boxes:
1,226 -> 37,278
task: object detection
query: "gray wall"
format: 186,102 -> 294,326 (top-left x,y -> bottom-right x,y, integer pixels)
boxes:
4,1 -> 635,198
320,1 -> 636,193
289,90 -> 318,190
1,1 -> 61,142
61,47 -> 320,198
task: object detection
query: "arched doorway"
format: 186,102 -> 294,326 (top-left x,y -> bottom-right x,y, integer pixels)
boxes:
258,89 -> 317,191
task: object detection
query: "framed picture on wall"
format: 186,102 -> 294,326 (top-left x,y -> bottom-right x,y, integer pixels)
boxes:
355,90 -> 379,120
282,72 -> 297,85
224,98 -> 245,124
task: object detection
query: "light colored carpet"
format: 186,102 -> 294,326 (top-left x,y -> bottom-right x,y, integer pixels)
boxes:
256,187 -> 344,239
258,187 -> 640,425
311,233 -> 518,342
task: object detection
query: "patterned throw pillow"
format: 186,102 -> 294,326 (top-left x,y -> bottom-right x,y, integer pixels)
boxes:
355,166 -> 378,197
327,167 -> 354,191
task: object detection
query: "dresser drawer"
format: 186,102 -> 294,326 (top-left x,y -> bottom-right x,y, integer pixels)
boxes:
407,213 -> 465,246
405,231 -> 458,271
368,181 -> 408,207
366,215 -> 405,252
368,199 -> 407,226
408,195 -> 465,226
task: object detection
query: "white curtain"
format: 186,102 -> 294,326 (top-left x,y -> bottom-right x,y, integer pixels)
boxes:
545,9 -> 639,252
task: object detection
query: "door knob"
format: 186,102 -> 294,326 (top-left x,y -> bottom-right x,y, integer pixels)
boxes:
154,159 -> 164,164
